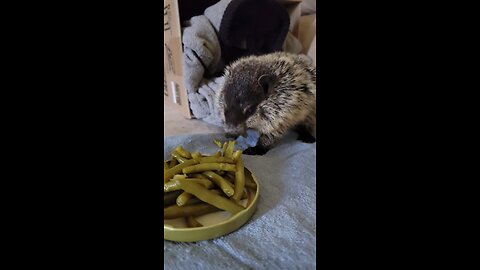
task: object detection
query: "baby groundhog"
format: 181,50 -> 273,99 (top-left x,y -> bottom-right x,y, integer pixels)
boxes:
216,52 -> 316,155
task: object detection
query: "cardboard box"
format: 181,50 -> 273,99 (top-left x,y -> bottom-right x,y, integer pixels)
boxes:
298,13 -> 316,66
164,0 -> 303,119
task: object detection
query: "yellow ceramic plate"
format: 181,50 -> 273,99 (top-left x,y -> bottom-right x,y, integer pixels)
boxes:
164,166 -> 260,242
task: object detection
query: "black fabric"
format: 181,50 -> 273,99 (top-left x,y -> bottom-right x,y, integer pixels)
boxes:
178,0 -> 220,22
218,0 -> 290,65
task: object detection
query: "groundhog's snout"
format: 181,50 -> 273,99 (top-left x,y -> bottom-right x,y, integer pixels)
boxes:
224,109 -> 248,137
224,123 -> 247,138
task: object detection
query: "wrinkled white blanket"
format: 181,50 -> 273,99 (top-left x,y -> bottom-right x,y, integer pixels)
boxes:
164,133 -> 317,270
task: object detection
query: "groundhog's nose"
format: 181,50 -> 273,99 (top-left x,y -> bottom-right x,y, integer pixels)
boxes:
225,123 -> 247,138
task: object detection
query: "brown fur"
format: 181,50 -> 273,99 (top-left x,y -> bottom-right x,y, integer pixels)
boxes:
217,52 -> 316,150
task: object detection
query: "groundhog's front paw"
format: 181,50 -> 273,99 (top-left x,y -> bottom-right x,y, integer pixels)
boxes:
225,133 -> 238,139
243,145 -> 268,156
295,125 -> 316,144
299,134 -> 316,143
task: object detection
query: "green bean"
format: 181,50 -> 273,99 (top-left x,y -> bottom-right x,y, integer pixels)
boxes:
176,192 -> 194,206
174,179 -> 245,214
172,174 -> 186,180
175,146 -> 192,158
232,157 -> 245,201
232,150 -> 243,162
209,189 -> 223,196
213,151 -> 222,157
214,139 -> 223,148
222,177 -> 248,199
190,173 -> 208,179
202,171 -> 235,197
182,163 -> 237,174
215,187 -> 247,200
221,142 -> 227,156
170,158 -> 178,168
164,203 -> 220,219
164,159 -> 198,181
178,189 -> 247,206
190,189 -> 230,197
164,190 -> 182,207
171,151 -> 188,163
164,181 -> 178,192
183,198 -> 202,205
164,178 -> 214,192
225,141 -> 236,159
186,216 -> 203,228
207,189 -> 248,199
198,157 -> 235,163
191,151 -> 202,161
226,169 -> 256,189
225,179 -> 234,188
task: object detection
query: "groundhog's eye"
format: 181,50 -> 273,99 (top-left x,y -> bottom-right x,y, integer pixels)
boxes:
244,105 -> 256,116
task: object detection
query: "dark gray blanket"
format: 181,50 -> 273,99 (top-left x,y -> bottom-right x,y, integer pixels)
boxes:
164,133 -> 317,269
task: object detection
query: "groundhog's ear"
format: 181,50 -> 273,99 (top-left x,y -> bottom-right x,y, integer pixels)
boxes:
258,74 -> 273,95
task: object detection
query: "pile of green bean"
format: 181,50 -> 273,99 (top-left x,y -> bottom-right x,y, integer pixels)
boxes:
164,140 -> 257,228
